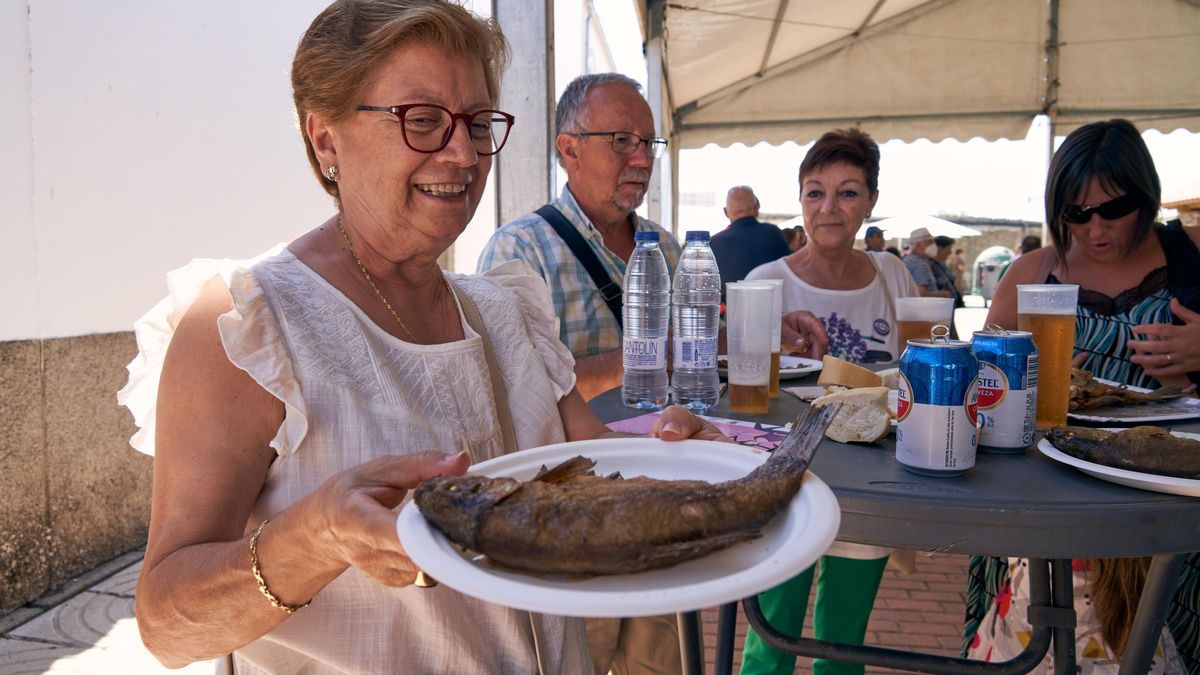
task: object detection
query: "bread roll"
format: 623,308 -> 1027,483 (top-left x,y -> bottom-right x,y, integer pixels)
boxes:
876,368 -> 900,390
812,387 -> 891,443
817,355 -> 883,389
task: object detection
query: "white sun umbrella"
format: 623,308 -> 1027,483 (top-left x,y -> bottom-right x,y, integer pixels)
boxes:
858,215 -> 981,240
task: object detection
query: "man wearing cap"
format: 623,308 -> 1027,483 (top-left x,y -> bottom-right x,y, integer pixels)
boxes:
710,185 -> 791,289
864,225 -> 886,253
902,227 -> 953,299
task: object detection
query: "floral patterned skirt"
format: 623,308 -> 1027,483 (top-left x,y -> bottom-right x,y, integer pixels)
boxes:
967,558 -> 1184,674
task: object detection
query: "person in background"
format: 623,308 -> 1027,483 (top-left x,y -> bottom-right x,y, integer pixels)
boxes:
966,118 -> 1200,672
949,246 -> 968,292
884,245 -> 902,258
710,185 -> 791,289
784,224 -> 808,252
863,224 -> 886,252
931,236 -> 962,300
901,227 -> 953,299
477,72 -> 683,675
741,128 -> 919,675
1018,234 -> 1042,256
997,234 -> 1042,282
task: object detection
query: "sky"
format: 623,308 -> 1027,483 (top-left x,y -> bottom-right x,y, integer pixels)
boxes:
591,1 -> 1200,229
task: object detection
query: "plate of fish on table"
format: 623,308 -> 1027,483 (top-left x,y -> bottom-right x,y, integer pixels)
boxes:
1038,425 -> 1200,497
1067,368 -> 1200,424
717,354 -> 823,380
396,407 -> 842,617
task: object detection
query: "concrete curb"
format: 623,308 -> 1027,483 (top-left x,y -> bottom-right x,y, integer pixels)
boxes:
0,547 -> 144,635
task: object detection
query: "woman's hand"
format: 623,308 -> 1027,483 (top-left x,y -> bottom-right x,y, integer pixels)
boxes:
651,405 -> 734,443
306,451 -> 471,587
781,310 -> 829,359
1128,298 -> 1200,385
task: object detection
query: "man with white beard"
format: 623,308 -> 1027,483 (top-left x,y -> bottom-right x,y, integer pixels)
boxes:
479,73 -> 681,402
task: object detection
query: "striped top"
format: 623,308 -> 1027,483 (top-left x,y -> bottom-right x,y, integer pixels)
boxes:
1054,267 -> 1174,389
478,185 -> 681,358
1047,221 -> 1200,389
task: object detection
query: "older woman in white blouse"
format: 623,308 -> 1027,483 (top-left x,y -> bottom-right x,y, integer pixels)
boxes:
742,128 -> 918,675
119,2 -> 723,672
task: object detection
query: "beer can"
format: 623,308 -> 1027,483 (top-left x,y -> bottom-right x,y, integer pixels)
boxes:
896,333 -> 979,477
971,329 -> 1038,452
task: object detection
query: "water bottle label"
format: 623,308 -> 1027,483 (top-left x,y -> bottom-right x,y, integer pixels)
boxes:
623,337 -> 667,370
673,336 -> 717,370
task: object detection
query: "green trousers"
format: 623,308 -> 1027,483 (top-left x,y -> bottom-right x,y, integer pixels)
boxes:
739,555 -> 889,675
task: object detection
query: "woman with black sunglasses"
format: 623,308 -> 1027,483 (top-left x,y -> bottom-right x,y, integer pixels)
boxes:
966,119 -> 1199,672
986,118 -> 1200,390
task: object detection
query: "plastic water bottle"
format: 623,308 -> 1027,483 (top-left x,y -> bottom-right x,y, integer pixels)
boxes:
671,231 -> 722,411
622,231 -> 670,409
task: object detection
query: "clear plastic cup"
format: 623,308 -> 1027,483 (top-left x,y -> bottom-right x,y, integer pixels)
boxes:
725,283 -> 774,414
1016,284 -> 1079,429
742,280 -> 783,397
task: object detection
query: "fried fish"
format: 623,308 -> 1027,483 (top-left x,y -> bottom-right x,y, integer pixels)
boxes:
1046,425 -> 1200,479
414,404 -> 839,576
1069,368 -> 1186,411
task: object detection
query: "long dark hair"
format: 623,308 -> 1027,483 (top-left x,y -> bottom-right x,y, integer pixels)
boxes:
1045,119 -> 1161,266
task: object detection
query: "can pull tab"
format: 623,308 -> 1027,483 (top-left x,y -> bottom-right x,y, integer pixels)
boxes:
930,324 -> 952,344
984,323 -> 1010,335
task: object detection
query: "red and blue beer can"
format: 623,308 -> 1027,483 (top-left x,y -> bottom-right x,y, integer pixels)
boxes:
896,334 -> 979,476
971,329 -> 1038,452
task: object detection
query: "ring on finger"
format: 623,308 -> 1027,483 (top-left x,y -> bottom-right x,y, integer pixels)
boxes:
1166,353 -> 1174,365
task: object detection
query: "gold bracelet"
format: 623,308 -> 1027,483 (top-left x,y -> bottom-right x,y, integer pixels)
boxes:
249,519 -> 311,614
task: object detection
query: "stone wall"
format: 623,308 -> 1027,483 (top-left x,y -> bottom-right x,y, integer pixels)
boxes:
0,333 -> 151,613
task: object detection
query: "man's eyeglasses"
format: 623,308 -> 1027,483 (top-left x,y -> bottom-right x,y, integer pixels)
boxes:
1062,193 -> 1140,224
355,103 -> 515,155
570,131 -> 668,159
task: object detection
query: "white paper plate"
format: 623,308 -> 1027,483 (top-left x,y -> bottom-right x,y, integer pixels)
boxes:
1037,430 -> 1200,497
718,355 -> 823,381
397,438 -> 840,617
1068,378 -> 1200,423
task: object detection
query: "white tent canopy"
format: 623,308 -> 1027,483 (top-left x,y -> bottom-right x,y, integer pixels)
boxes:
636,0 -> 1200,149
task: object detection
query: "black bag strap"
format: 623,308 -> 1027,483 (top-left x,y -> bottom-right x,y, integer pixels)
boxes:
536,204 -> 623,329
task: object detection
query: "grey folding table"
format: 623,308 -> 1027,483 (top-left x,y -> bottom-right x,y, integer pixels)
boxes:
589,376 -> 1200,674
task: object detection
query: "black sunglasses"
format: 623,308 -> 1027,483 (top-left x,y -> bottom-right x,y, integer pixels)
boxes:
1062,193 -> 1140,225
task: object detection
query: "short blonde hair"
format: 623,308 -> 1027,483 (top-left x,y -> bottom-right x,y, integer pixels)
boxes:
292,0 -> 509,198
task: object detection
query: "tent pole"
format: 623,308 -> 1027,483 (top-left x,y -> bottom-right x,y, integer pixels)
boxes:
645,0 -> 673,233
1040,0 -> 1060,246
492,0 -> 555,225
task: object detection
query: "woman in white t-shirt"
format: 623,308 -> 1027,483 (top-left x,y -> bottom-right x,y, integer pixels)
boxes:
741,128 -> 918,675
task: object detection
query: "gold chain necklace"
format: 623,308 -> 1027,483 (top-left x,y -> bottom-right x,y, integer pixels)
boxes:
336,218 -> 448,342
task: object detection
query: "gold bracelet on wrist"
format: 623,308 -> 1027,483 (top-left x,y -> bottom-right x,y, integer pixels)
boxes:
249,519 -> 312,614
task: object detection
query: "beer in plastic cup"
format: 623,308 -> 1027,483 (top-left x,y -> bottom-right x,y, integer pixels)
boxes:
1016,284 -> 1079,429
743,280 -> 784,397
726,283 -> 774,414
895,297 -> 955,348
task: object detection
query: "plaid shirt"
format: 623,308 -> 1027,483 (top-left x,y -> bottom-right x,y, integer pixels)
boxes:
903,254 -> 937,291
477,185 -> 681,358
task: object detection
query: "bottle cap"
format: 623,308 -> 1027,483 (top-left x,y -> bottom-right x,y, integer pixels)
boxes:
685,230 -> 710,242
634,231 -> 660,242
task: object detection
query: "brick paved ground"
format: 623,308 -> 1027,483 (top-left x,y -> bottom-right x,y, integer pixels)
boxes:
701,551 -> 971,674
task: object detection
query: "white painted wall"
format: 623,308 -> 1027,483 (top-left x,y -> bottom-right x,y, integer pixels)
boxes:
3,0 -> 630,340
4,1 -> 338,340
2,1 -> 39,340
